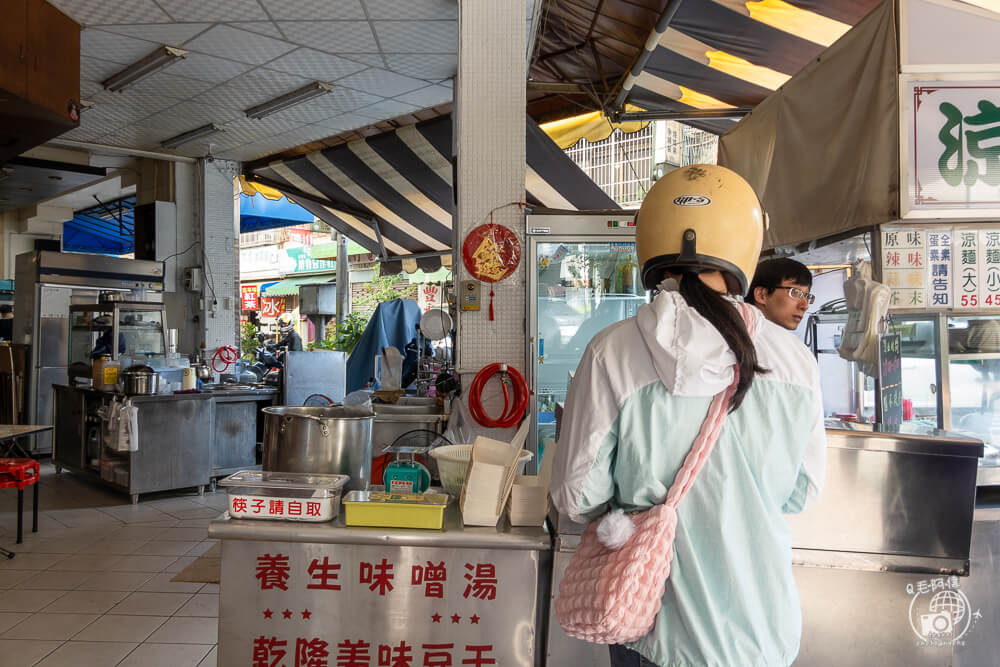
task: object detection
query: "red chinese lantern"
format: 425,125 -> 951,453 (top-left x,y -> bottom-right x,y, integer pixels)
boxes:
462,223 -> 521,320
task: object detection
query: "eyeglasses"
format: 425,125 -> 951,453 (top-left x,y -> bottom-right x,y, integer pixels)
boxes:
785,286 -> 815,304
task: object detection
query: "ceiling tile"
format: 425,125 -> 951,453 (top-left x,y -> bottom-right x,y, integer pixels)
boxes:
216,117 -> 302,147
194,68 -> 311,109
165,53 -> 256,84
265,49 -> 368,82
312,112 -> 382,133
72,101 -> 160,135
46,0 -> 170,25
80,56 -> 129,82
129,72 -> 215,100
384,54 -> 456,80
337,69 -> 428,98
156,0 -> 268,22
261,0 -> 365,20
394,84 -> 452,109
326,87 -> 384,112
362,0 -> 457,20
91,88 -> 180,115
373,21 -> 457,53
184,25 -> 297,65
277,21 -> 378,53
59,121 -> 112,143
81,29 -> 161,65
96,23 -> 211,46
137,101 -> 241,137
355,99 -> 421,119
258,91 -> 378,125
229,22 -> 285,39
341,54 -> 388,69
80,80 -> 104,99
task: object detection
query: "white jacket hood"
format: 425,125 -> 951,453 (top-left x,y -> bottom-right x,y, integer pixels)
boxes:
635,279 -> 762,397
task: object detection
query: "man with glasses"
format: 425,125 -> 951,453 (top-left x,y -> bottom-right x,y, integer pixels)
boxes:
746,258 -> 814,331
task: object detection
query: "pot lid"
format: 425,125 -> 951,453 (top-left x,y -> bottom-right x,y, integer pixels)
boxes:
123,364 -> 156,374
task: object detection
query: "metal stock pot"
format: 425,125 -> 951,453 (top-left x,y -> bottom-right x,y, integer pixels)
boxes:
120,364 -> 160,395
262,406 -> 375,491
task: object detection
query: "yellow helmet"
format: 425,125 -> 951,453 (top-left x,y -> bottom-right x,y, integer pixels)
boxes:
636,164 -> 766,294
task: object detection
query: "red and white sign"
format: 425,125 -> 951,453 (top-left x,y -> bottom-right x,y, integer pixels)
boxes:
241,285 -> 260,311
261,296 -> 285,319
229,494 -> 333,522
417,284 -> 442,312
221,538 -> 538,666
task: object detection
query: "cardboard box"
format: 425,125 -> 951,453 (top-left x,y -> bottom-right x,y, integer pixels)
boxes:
508,438 -> 556,526
459,421 -> 529,526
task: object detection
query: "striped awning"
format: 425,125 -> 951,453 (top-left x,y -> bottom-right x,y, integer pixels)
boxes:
263,275 -> 335,297
246,114 -> 618,274
617,0 -> 882,132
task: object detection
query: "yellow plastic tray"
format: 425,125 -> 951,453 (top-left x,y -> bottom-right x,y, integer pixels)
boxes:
342,490 -> 449,529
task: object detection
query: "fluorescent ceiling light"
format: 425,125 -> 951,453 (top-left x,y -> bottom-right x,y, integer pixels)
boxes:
102,46 -> 188,92
245,82 -> 334,120
161,123 -> 225,149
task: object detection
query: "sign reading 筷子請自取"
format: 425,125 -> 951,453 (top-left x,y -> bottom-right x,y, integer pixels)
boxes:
907,81 -> 1000,216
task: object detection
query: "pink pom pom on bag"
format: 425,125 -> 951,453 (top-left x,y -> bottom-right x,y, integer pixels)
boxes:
553,303 -> 753,645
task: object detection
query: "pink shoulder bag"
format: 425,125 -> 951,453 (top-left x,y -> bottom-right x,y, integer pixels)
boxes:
553,303 -> 752,645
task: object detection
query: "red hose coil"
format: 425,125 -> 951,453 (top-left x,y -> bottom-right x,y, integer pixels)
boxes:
468,363 -> 529,429
212,345 -> 239,373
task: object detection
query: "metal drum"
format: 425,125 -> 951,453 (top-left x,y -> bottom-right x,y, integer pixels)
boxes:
262,406 -> 374,491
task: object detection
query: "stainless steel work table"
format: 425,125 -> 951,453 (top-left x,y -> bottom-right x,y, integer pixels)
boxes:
53,385 -> 276,502
209,503 -> 552,666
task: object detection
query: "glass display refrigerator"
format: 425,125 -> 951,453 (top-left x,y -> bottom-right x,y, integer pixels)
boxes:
812,309 -> 1000,485
526,211 -> 647,470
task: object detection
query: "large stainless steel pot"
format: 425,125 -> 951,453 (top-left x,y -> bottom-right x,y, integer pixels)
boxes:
262,406 -> 375,491
120,364 -> 160,395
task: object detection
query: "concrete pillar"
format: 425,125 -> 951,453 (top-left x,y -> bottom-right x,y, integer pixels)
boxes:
454,0 -> 527,439
161,159 -> 239,357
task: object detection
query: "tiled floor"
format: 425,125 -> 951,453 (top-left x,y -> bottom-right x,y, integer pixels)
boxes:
0,462 -> 223,667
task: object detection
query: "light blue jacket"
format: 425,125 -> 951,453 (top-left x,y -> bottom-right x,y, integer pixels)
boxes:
550,283 -> 826,667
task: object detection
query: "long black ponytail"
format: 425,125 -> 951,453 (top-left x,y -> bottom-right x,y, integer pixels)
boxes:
677,271 -> 767,411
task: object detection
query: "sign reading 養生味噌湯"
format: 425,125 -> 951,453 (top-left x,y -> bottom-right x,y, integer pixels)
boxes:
907,81 -> 1000,216
218,540 -> 540,666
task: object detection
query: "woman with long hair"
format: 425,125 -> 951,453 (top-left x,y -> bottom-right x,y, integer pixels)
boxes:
551,165 -> 826,667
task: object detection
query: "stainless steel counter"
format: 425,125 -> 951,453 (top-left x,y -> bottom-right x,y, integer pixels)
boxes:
53,384 -> 277,502
211,504 -> 552,666
547,423 -> 986,667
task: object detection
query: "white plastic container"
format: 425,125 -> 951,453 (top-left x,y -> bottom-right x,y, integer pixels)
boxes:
430,444 -> 532,498
219,470 -> 350,522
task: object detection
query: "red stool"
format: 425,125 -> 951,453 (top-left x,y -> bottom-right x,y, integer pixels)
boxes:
0,458 -> 39,551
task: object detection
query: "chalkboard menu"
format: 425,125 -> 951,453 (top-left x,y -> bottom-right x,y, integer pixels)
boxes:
879,333 -> 903,425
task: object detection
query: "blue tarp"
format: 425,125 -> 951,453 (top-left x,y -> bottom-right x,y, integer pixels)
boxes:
62,194 -> 315,255
239,193 -> 314,233
63,196 -> 135,255
346,299 -> 424,393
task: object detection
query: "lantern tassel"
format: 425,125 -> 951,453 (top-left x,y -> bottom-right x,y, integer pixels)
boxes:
488,285 -> 495,321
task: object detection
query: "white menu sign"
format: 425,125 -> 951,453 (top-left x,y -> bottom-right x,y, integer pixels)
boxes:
882,227 -> 927,309
955,229 -> 980,309
926,228 -> 953,308
906,81 -> 1000,216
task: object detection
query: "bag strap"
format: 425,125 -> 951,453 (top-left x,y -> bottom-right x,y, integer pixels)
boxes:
663,302 -> 755,509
